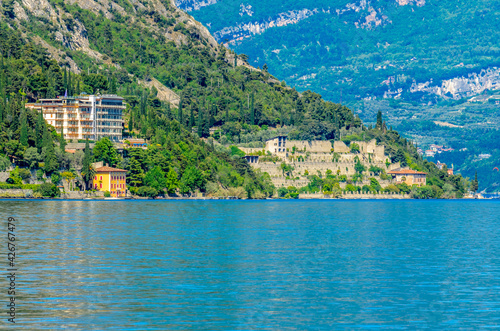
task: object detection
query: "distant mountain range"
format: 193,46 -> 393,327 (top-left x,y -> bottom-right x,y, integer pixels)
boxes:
178,0 -> 500,103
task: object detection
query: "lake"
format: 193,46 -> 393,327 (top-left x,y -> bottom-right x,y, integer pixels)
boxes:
1,199 -> 500,330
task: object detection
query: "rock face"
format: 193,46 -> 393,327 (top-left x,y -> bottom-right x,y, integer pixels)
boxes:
410,68 -> 500,100
4,0 -> 222,102
214,9 -> 319,44
175,0 -> 218,12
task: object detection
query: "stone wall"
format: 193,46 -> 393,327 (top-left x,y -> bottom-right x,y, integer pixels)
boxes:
239,147 -> 264,155
333,141 -> 350,153
287,140 -> 332,153
298,192 -> 411,199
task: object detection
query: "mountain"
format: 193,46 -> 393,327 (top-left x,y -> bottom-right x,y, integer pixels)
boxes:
176,0 -> 500,192
178,0 -> 500,102
0,0 -> 474,197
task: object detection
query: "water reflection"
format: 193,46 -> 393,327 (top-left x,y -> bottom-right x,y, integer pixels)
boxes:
0,200 -> 499,329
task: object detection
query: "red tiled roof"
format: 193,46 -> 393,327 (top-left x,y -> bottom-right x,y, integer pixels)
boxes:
95,166 -> 127,172
387,169 -> 427,175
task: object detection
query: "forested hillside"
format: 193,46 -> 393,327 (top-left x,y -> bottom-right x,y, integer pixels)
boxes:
180,0 -> 500,192
0,0 -> 474,197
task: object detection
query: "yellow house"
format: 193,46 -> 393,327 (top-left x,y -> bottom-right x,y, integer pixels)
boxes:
93,166 -> 127,197
387,168 -> 427,186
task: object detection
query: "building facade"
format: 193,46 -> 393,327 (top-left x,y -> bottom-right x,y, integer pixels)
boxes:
92,166 -> 127,197
26,94 -> 125,141
265,136 -> 288,156
387,169 -> 427,186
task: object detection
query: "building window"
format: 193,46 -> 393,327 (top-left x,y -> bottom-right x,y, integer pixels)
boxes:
100,183 -> 103,189
100,176 -> 103,180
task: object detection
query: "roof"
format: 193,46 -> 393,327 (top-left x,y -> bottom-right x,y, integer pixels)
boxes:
95,166 -> 127,173
387,169 -> 427,175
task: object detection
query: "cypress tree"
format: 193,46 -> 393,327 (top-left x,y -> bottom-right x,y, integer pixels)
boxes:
44,139 -> 58,174
68,70 -> 72,96
376,110 -> 383,130
197,106 -> 203,137
63,68 -> 67,92
35,110 -> 44,152
189,106 -> 195,128
110,76 -> 117,94
76,80 -> 81,95
202,109 -> 210,138
59,126 -> 66,152
81,139 -> 94,190
250,92 -> 255,125
20,110 -> 28,147
178,96 -> 183,125
42,124 -> 50,148
239,100 -> 244,122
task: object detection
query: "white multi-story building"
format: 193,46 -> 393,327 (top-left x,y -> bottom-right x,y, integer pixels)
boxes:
26,94 -> 125,141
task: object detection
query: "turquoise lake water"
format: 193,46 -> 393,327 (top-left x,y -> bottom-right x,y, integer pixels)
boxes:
1,199 -> 500,330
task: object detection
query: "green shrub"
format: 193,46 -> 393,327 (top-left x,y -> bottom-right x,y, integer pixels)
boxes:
137,186 -> 158,198
18,168 -> 31,182
104,191 -> 111,197
33,183 -> 60,197
6,168 -> 23,185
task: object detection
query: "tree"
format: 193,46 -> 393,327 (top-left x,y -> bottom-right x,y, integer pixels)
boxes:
81,139 -> 95,190
472,172 -> 479,192
35,110 -> 45,152
178,96 -> 183,125
350,143 -> 360,154
165,168 -> 179,194
59,126 -> 66,152
144,166 -> 167,192
61,171 -> 76,191
376,110 -> 383,130
93,137 -> 119,166
23,147 -> 40,169
127,157 -> 144,187
34,183 -> 60,197
20,110 -> 28,147
355,160 -> 366,174
180,166 -> 205,194
137,186 -> 158,198
249,92 -> 255,125
0,156 -> 10,171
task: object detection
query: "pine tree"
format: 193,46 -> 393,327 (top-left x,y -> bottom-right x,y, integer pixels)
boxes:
225,106 -> 229,123
20,110 -> 28,147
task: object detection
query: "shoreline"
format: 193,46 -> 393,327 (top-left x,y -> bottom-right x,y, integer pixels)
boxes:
0,195 -> 494,201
